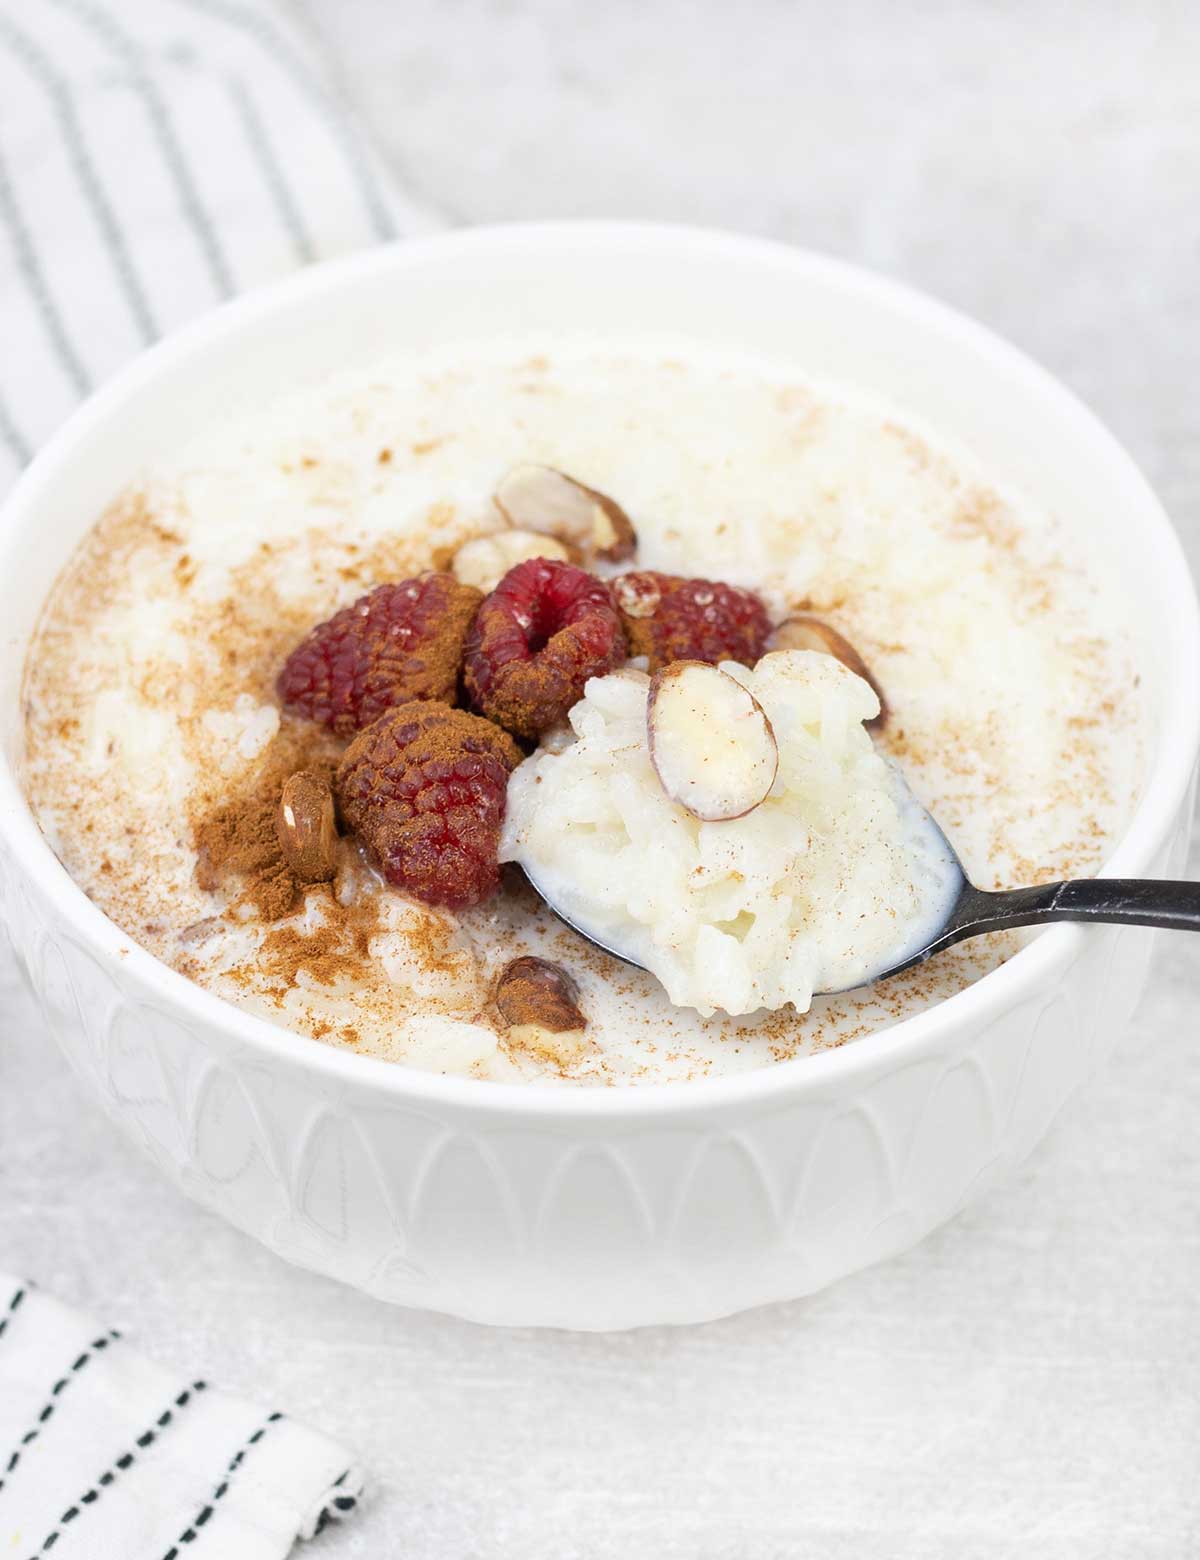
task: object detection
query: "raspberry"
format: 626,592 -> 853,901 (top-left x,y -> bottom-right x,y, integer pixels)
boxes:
612,571 -> 771,672
336,702 -> 522,909
278,573 -> 482,737
463,558 -> 625,739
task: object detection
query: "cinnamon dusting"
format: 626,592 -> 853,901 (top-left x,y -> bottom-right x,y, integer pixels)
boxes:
192,726 -> 340,920
259,899 -> 380,987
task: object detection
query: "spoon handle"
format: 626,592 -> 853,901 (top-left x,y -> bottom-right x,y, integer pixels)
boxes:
952,878 -> 1200,941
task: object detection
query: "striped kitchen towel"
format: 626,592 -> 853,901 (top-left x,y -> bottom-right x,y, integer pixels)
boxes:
0,1276 -> 363,1557
0,2 -> 435,1551
0,0 -> 439,496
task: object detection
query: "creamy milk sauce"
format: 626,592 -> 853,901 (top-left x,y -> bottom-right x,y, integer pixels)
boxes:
21,339 -> 1144,1084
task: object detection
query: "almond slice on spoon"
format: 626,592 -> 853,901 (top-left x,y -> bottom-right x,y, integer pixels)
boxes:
646,661 -> 778,822
768,614 -> 889,730
494,464 -> 637,563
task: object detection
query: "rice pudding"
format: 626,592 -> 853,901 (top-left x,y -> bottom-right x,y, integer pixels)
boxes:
504,654 -> 964,1015
20,340 -> 1144,1085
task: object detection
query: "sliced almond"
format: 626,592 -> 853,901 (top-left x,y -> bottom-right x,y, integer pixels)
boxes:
494,464 -> 638,563
769,615 -> 889,730
646,661 -> 778,822
276,771 -> 338,882
178,916 -> 222,947
451,527 -> 572,593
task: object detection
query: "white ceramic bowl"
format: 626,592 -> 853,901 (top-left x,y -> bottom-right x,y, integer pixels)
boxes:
1,225 -> 1196,1330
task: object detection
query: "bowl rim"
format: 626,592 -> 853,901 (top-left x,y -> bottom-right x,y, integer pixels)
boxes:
2,219 -> 1197,1120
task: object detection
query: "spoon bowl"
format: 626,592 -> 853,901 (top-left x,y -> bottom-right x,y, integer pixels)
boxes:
522,770 -> 1200,1001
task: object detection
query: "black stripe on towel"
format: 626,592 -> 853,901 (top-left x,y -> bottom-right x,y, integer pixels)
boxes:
0,1283 -> 28,1343
26,1382 -> 209,1559
225,77 -> 315,264
0,389 -> 35,467
0,10 -> 159,343
0,1331 -> 120,1495
45,0 -> 236,299
158,1411 -> 283,1559
0,142 -> 93,395
174,0 -> 399,240
312,1468 -> 358,1537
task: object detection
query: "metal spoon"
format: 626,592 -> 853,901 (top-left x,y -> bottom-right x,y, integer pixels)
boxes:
520,783 -> 1200,996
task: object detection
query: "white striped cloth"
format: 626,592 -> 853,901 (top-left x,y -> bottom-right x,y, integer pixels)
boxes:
0,1 -> 442,1551
0,1277 -> 364,1557
0,0 -> 438,493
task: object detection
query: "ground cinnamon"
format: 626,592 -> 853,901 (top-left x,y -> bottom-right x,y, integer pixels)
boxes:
259,896 -> 380,986
192,724 -> 340,920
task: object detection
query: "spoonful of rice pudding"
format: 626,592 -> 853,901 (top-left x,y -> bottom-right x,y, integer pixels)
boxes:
503,650 -> 1200,1017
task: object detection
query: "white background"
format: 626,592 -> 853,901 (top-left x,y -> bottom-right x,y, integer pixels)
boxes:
3,2 -> 1199,1555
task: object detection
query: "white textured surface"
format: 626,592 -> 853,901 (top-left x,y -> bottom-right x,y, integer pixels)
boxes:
3,2 -> 1200,1554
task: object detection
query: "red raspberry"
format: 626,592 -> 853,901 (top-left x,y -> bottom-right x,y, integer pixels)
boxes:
463,558 -> 625,739
278,573 -> 482,737
612,571 -> 771,671
336,702 -> 522,909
